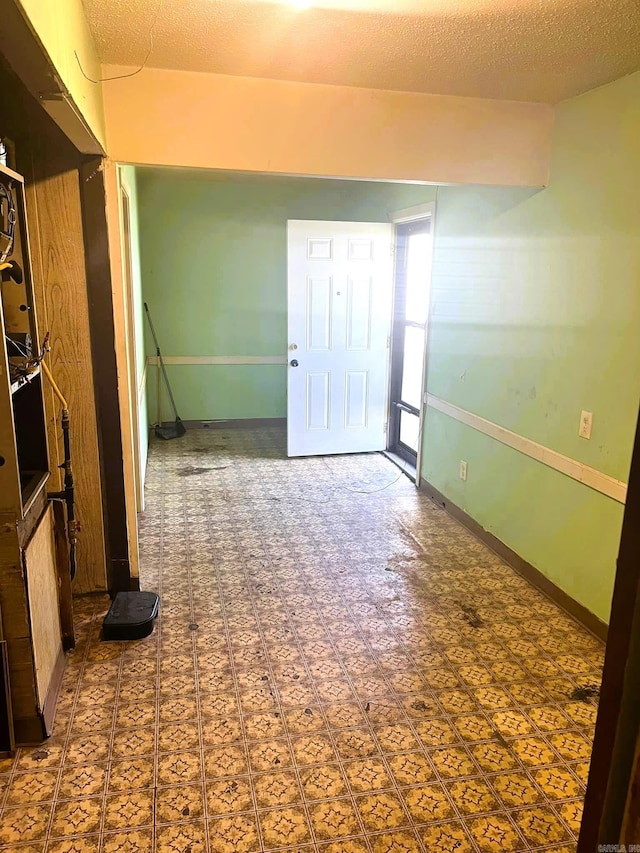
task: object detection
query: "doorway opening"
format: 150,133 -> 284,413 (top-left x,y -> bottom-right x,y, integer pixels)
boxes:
119,183 -> 144,513
387,215 -> 433,475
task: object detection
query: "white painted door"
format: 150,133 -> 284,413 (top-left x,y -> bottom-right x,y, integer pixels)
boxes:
287,220 -> 394,457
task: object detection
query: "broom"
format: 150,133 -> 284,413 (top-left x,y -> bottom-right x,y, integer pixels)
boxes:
144,302 -> 186,440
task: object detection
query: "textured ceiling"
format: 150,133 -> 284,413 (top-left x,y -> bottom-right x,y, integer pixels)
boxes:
83,0 -> 640,103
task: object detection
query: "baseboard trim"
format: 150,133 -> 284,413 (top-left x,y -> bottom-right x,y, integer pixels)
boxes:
42,645 -> 66,738
419,479 -> 608,642
153,418 -> 286,432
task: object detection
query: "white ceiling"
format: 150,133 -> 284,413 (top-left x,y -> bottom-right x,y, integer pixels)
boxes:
84,0 -> 640,103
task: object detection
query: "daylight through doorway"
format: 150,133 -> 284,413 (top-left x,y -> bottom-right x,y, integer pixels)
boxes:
388,219 -> 432,467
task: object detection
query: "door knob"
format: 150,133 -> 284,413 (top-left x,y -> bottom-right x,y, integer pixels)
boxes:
290,359 -> 299,367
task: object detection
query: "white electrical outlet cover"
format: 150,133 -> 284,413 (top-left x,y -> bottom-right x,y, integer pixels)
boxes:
579,411 -> 593,440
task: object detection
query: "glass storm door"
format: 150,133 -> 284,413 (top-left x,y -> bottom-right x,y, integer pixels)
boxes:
388,219 -> 431,466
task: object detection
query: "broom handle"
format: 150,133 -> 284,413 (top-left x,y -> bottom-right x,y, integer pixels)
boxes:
144,302 -> 181,421
156,346 -> 161,426
158,350 -> 180,420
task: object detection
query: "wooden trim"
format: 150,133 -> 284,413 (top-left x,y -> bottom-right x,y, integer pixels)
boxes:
118,180 -> 143,514
80,158 -> 131,594
427,394 -> 627,504
0,641 -> 15,755
41,644 -> 65,737
621,729 -> 640,841
0,1 -> 103,156
147,355 -> 287,366
20,474 -> 50,523
38,99 -> 104,159
419,478 -> 608,641
154,418 -> 286,432
579,411 -> 640,848
104,161 -> 141,581
16,488 -> 48,550
53,501 -> 74,652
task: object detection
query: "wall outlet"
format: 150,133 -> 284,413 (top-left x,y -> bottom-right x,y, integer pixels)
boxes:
579,410 -> 593,440
460,460 -> 468,481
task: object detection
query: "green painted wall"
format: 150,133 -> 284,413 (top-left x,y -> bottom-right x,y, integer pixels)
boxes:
136,72 -> 639,623
137,171 -> 436,421
119,166 -> 148,483
423,72 -> 640,623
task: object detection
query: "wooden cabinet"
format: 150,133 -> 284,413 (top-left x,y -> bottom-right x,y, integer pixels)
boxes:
0,164 -> 48,511
0,507 -> 66,745
0,162 -> 69,746
0,16 -> 137,747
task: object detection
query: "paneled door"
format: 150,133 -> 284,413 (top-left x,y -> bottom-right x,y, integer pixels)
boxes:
287,220 -> 394,457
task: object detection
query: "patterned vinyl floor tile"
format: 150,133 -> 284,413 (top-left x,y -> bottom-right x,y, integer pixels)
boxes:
0,427 -> 606,851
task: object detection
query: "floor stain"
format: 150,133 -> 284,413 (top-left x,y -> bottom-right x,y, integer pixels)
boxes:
457,600 -> 485,628
570,684 -> 601,702
0,427 -> 605,852
176,464 -> 227,475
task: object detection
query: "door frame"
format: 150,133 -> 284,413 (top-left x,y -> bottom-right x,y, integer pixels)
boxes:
117,179 -> 144,513
388,202 -> 436,487
578,408 -> 640,848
